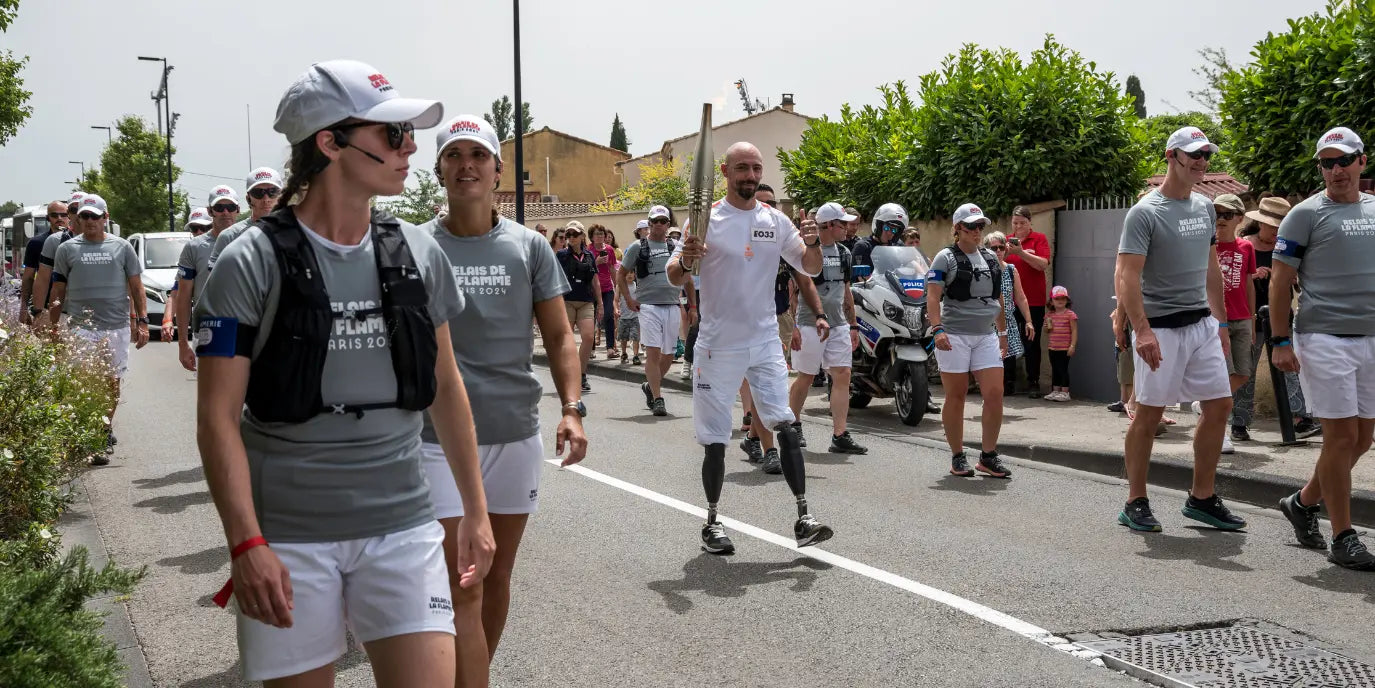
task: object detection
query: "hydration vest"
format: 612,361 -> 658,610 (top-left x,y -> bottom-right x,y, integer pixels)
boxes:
244,207 -> 437,423
635,237 -> 677,279
943,244 -> 1002,302
812,243 -> 852,287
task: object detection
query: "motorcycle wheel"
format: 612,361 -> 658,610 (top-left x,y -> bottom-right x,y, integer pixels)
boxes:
894,361 -> 929,426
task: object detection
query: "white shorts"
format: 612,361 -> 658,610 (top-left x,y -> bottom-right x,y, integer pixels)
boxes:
693,340 -> 794,445
1295,333 -> 1375,419
933,332 -> 1002,374
72,326 -> 131,379
1133,315 -> 1231,407
421,434 -> 545,518
639,303 -> 681,351
235,521 -> 453,682
794,324 -> 852,375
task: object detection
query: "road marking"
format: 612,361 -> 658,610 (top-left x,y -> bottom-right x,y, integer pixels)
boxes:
546,459 -> 1103,664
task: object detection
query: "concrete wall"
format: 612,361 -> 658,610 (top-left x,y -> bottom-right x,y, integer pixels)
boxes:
498,128 -> 630,203
1052,207 -> 1129,402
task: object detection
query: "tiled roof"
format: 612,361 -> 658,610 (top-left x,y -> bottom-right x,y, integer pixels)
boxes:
1145,173 -> 1248,199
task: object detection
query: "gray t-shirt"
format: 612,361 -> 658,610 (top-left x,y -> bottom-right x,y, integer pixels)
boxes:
206,219 -> 252,271
930,246 -> 1001,335
621,238 -> 679,305
1275,192 -> 1375,336
1118,190 -> 1218,319
417,216 -> 569,446
797,243 -> 848,327
618,281 -> 638,321
176,232 -> 217,304
52,235 -> 141,330
193,217 -> 464,543
39,230 -> 70,265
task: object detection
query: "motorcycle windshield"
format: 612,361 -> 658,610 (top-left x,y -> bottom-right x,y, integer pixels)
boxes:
872,246 -> 931,303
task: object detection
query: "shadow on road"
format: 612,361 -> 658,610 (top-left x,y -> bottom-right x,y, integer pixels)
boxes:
1130,527 -> 1254,573
1291,566 -> 1375,605
607,414 -> 680,425
179,648 -> 368,687
133,466 -> 205,490
927,474 -> 1012,496
133,490 -> 212,514
158,546 -> 227,575
648,554 -> 834,614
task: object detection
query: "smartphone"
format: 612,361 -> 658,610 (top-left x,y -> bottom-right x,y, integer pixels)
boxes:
1008,237 -> 1020,246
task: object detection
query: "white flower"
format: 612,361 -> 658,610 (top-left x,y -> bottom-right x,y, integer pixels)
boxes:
0,327 -> 8,340
2,448 -> 12,460
39,528 -> 52,540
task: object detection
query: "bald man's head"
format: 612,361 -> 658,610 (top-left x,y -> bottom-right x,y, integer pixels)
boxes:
46,201 -> 70,231
720,141 -> 764,203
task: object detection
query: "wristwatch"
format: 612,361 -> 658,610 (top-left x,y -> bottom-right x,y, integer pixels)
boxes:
133,316 -> 149,324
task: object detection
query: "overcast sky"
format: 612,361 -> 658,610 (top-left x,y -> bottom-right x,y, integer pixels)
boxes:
0,0 -> 1329,210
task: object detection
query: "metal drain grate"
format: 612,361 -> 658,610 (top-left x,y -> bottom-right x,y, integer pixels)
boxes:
1075,626 -> 1375,687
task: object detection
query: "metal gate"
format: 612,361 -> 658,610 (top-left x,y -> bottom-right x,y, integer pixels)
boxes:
1052,198 -> 1135,403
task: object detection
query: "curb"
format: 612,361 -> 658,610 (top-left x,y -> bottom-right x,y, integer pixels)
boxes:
58,478 -> 154,688
548,352 -> 1375,528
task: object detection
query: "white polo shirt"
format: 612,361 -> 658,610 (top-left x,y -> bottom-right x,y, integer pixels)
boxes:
682,199 -> 814,351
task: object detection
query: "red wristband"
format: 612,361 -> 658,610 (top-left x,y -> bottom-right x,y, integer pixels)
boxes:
230,536 -> 268,560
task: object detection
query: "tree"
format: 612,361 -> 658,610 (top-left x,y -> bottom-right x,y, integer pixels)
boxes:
591,156 -> 727,213
780,36 -> 1151,219
1188,46 -> 1233,113
1125,75 -> 1148,119
0,200 -> 21,219
377,170 -> 445,225
1219,0 -> 1375,193
1140,112 -> 1231,176
0,0 -> 32,146
483,95 -> 534,141
609,114 -> 630,153
78,116 -> 188,234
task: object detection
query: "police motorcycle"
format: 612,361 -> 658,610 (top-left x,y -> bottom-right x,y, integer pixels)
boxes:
847,246 -> 933,426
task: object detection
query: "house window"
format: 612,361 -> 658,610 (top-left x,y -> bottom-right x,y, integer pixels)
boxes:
522,170 -> 531,183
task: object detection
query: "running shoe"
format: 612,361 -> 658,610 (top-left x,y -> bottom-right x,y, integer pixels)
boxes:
762,448 -> 782,474
740,436 -> 763,463
1328,530 -> 1375,571
792,421 -> 806,448
105,432 -> 117,455
811,371 -> 828,388
701,522 -> 735,555
1118,497 -> 1162,532
795,514 -> 834,547
927,400 -> 942,414
1190,400 -> 1203,415
90,454 -> 110,467
1182,493 -> 1247,530
1107,401 -> 1126,413
632,355 -> 641,366
679,365 -> 691,380
950,452 -> 974,477
651,398 -> 667,417
621,352 -> 628,364
976,451 -> 1011,478
1278,491 -> 1326,549
1231,425 -> 1252,442
581,375 -> 591,393
741,412 -> 753,432
641,381 -> 654,409
1293,418 -> 1322,439
1028,389 -> 1043,399
830,432 -> 868,455
1221,434 -> 1235,455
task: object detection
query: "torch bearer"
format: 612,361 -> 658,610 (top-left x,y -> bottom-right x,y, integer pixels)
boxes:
685,103 -> 714,276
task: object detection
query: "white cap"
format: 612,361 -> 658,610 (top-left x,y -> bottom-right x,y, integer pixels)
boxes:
815,202 -> 857,224
67,191 -> 87,208
185,207 -> 212,228
76,194 -> 107,216
1314,127 -> 1364,157
273,59 -> 444,145
246,167 -> 284,190
648,205 -> 671,220
208,185 -> 240,207
952,203 -> 991,226
435,115 -> 501,160
1165,126 -> 1219,154
635,219 -> 649,230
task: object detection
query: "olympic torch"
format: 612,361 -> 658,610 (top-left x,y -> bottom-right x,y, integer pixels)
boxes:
685,103 -> 714,277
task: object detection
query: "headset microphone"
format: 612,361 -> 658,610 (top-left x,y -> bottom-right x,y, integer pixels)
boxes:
330,128 -> 387,165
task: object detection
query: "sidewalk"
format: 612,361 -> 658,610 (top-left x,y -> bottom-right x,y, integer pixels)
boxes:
545,344 -> 1375,526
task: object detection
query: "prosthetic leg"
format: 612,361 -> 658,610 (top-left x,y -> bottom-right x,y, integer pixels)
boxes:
701,443 -> 734,554
775,423 -> 834,548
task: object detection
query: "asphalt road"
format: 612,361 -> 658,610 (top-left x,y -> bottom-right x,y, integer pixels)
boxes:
82,345 -> 1375,686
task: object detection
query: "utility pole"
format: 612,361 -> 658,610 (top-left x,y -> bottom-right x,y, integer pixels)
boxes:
513,0 -> 525,225
140,56 -> 176,234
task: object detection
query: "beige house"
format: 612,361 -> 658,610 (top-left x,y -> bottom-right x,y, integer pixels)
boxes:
616,104 -> 814,201
496,127 -> 631,204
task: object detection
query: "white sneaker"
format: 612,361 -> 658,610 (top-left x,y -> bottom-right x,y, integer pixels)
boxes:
1221,433 -> 1235,454
680,365 -> 692,380
1191,400 -> 1203,415
1059,391 -> 1072,402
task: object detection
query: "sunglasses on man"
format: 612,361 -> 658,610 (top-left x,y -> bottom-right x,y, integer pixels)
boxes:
1176,149 -> 1213,161
1319,152 -> 1363,170
248,187 -> 281,200
958,221 -> 987,231
333,121 -> 415,150
650,218 -> 670,225
1216,211 -> 1241,221
212,204 -> 239,214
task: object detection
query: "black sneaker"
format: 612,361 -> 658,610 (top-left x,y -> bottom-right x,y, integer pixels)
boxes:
926,400 -> 941,414
1028,389 -> 1043,399
1294,418 -> 1322,439
976,451 -> 1011,479
632,355 -> 641,366
830,431 -> 867,455
740,412 -> 753,432
1107,401 -> 1126,413
1329,530 -> 1375,571
1118,497 -> 1162,532
950,452 -> 974,477
701,522 -> 735,555
90,454 -> 110,467
812,371 -> 827,388
105,432 -> 116,455
1182,493 -> 1247,530
641,381 -> 654,409
740,437 -> 763,463
762,448 -> 782,474
1278,491 -> 1326,549
651,398 -> 667,417
581,375 -> 591,393
795,515 -> 833,547
792,421 -> 806,448
1231,425 -> 1252,442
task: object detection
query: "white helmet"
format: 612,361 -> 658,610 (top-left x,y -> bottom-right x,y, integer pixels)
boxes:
872,203 -> 909,235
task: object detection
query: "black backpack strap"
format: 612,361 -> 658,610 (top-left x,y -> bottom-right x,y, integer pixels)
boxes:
370,209 -> 437,413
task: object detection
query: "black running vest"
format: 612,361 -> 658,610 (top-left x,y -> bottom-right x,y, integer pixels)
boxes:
943,244 -> 1002,302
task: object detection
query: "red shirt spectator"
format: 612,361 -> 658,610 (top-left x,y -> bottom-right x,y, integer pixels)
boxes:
1005,222 -> 1051,306
1217,238 -> 1256,321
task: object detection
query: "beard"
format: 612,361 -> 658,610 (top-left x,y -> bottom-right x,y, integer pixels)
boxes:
732,180 -> 757,199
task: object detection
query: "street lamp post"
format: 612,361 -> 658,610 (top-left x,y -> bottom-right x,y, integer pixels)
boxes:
90,125 -> 112,144
68,161 -> 85,177
139,56 -> 176,234
513,0 -> 525,225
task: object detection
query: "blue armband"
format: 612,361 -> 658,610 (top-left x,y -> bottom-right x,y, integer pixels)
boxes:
1274,238 -> 1305,258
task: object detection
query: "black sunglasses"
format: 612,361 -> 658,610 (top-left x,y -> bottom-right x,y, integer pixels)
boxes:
1177,149 -> 1213,161
334,121 -> 415,150
1216,211 -> 1240,221
650,218 -> 670,225
990,244 -> 1006,251
78,212 -> 105,220
1318,152 -> 1362,170
959,221 -> 986,231
212,204 -> 239,213
248,187 -> 281,200
879,220 -> 905,232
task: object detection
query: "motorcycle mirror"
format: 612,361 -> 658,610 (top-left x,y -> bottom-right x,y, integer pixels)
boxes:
851,265 -> 872,279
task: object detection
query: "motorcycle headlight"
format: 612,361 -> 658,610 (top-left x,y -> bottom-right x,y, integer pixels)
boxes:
882,302 -> 904,322
902,305 -> 924,332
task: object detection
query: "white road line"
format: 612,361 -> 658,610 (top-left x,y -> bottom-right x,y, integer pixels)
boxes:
545,459 -> 1103,665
